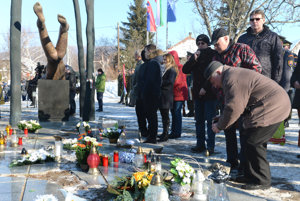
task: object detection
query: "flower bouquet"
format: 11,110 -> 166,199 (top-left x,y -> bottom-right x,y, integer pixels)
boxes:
10,148 -> 54,167
62,138 -> 78,150
72,133 -> 102,170
169,158 -> 195,198
17,120 -> 42,133
109,171 -> 154,200
101,127 -> 122,143
76,121 -> 91,134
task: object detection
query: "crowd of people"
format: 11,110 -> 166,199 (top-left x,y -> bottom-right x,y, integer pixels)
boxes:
115,9 -> 299,191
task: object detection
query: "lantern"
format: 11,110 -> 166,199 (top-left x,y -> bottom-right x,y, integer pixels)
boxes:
145,173 -> 169,201
24,127 -> 28,136
134,146 -> 144,168
11,130 -> 18,147
53,135 -> 63,162
0,131 -> 5,147
87,145 -> 100,175
191,170 -> 206,201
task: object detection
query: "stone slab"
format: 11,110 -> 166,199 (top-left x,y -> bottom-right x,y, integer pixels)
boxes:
38,80 -> 70,122
0,176 -> 25,201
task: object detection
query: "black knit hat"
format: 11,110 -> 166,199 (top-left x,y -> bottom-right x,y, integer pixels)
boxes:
204,61 -> 223,79
196,34 -> 210,45
211,28 -> 228,45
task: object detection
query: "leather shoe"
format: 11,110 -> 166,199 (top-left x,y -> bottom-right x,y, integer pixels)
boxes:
241,183 -> 270,190
143,138 -> 157,144
158,134 -> 168,142
168,134 -> 180,139
232,176 -> 250,183
191,146 -> 206,153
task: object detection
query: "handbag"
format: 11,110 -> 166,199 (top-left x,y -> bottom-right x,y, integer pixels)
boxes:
269,121 -> 285,145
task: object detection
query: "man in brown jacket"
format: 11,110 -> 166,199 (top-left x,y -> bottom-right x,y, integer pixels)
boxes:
205,61 -> 290,190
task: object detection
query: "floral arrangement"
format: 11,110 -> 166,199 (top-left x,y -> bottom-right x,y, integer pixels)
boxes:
62,138 -> 78,150
17,120 -> 42,133
76,121 -> 91,133
101,127 -> 122,139
109,171 -> 154,200
73,133 -> 102,165
10,148 -> 54,167
170,158 -> 195,186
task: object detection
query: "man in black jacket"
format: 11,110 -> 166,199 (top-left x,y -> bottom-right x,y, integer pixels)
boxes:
238,9 -> 283,83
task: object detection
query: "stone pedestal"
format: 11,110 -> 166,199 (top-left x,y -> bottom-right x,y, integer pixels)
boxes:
38,80 -> 69,121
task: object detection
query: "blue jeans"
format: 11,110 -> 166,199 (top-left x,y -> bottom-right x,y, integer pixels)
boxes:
194,99 -> 217,150
97,92 -> 104,111
171,101 -> 183,137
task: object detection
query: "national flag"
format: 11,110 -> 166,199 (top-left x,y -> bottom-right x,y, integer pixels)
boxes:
155,0 -> 163,26
167,0 -> 176,22
122,64 -> 127,95
147,1 -> 156,32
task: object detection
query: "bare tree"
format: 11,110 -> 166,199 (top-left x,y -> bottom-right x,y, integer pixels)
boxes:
191,0 -> 300,41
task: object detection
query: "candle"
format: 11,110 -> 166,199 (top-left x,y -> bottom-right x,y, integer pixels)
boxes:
24,128 -> 28,135
144,153 -> 147,163
113,151 -> 119,162
9,128 -> 13,135
102,155 -> 108,167
54,140 -> 62,158
18,137 -> 23,145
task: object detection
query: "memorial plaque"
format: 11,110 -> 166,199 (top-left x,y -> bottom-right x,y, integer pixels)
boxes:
38,80 -> 69,121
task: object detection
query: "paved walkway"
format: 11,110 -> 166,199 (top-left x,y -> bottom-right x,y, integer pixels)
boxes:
0,101 -> 299,201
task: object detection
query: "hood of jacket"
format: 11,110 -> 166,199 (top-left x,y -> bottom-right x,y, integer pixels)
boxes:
169,50 -> 182,68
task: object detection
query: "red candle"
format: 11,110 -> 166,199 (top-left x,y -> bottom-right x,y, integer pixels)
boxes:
102,155 -> 108,167
113,151 -> 119,162
24,128 -> 28,135
18,137 -> 23,145
9,128 -> 13,135
144,153 -> 147,163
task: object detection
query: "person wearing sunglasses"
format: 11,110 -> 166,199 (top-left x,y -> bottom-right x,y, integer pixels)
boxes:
238,9 -> 283,83
182,34 -> 218,155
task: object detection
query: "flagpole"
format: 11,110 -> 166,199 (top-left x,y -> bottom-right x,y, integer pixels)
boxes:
156,28 -> 158,47
166,22 -> 168,50
147,31 -> 149,45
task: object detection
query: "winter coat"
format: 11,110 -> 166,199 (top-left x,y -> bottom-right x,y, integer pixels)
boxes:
279,49 -> 295,92
182,47 -> 217,101
141,56 -> 162,110
66,68 -> 77,93
213,42 -> 262,72
95,73 -> 106,92
169,51 -> 188,101
159,67 -> 177,109
238,25 -> 283,83
217,66 -> 290,130
291,50 -> 300,109
130,59 -> 143,104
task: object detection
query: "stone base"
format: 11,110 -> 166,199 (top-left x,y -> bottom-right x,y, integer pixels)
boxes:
38,80 -> 69,121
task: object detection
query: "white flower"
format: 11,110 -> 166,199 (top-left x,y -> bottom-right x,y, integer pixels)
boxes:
83,121 -> 87,127
84,136 -> 91,142
183,177 -> 191,184
71,144 -> 78,148
76,122 -> 81,128
178,171 -> 184,178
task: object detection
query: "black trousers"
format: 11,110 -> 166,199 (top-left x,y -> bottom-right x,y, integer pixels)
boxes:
144,99 -> 158,139
135,99 -> 147,135
96,92 -> 103,111
69,91 -> 76,115
159,108 -> 170,134
243,122 -> 281,185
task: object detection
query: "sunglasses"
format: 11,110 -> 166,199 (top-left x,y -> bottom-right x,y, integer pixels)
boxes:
250,18 -> 262,22
197,41 -> 207,46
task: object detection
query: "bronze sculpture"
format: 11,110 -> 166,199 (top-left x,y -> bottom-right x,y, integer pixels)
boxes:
33,2 -> 69,80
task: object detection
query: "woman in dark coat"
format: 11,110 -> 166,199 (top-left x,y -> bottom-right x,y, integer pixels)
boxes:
290,50 -> 300,124
158,53 -> 178,142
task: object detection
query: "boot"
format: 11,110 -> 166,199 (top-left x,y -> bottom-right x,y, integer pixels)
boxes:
158,118 -> 169,142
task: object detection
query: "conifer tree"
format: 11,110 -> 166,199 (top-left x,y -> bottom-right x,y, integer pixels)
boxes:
120,0 -> 154,70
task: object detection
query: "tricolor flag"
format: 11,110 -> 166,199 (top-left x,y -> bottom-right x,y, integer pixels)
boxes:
147,1 -> 156,32
155,0 -> 163,26
167,0 -> 176,22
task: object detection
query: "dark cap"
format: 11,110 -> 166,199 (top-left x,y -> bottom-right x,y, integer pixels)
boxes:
211,28 -> 228,45
196,34 -> 210,45
187,51 -> 193,56
204,61 -> 223,79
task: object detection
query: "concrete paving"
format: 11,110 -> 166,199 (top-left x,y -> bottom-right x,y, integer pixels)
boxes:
0,102 -> 297,201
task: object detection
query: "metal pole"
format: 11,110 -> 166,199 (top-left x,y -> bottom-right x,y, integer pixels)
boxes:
166,22 -> 168,50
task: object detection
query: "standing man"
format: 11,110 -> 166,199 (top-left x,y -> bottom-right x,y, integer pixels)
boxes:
95,68 -> 106,112
211,28 -> 262,174
65,65 -> 77,116
205,61 -> 290,190
182,34 -> 217,154
238,9 -> 283,83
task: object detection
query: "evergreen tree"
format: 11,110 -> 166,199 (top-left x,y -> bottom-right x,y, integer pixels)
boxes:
120,0 -> 154,70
